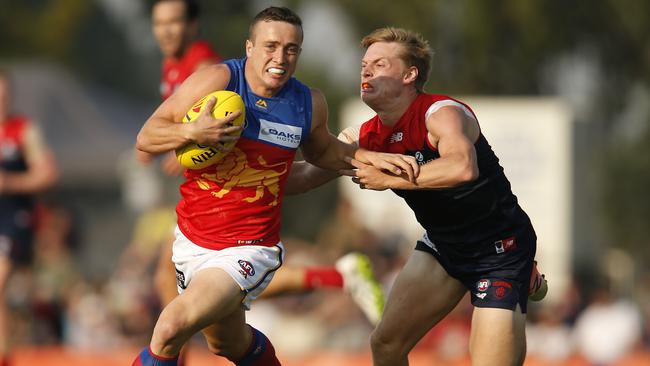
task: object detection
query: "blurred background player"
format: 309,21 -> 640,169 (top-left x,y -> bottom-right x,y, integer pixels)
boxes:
0,68 -> 58,366
142,0 -> 385,335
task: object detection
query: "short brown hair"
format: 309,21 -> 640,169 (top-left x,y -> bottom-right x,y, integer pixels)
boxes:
151,0 -> 200,21
249,6 -> 303,42
361,27 -> 433,92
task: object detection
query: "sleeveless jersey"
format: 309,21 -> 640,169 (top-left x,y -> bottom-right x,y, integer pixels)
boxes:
0,115 -> 34,226
176,58 -> 313,250
358,93 -> 531,244
160,40 -> 221,100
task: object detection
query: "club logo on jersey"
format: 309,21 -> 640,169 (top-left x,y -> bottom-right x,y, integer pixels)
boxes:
412,150 -> 436,166
259,119 -> 302,148
255,99 -> 268,109
477,279 -> 491,292
495,236 -> 517,254
199,148 -> 288,206
238,260 -> 255,278
175,268 -> 187,290
389,132 -> 403,143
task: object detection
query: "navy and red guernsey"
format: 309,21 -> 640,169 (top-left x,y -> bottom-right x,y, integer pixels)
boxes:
358,93 -> 531,244
160,40 -> 222,100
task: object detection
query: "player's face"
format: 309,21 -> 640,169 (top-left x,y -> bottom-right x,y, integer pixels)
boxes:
152,1 -> 193,58
360,42 -> 412,108
245,20 -> 302,97
0,78 -> 9,122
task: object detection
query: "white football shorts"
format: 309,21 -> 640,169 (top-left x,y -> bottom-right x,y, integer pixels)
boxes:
171,226 -> 284,309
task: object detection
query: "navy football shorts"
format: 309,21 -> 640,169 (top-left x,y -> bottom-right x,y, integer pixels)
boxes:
415,223 -> 536,313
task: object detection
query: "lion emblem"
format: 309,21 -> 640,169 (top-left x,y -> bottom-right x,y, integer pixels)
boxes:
197,148 -> 288,206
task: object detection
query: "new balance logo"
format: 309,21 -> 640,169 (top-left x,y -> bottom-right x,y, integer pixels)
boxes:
389,132 -> 403,143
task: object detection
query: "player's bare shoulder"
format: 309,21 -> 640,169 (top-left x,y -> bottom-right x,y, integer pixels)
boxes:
425,103 -> 479,144
309,88 -> 328,132
183,63 -> 231,92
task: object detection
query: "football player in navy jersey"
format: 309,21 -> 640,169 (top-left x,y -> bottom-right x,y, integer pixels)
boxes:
288,27 -> 548,366
131,8 -> 416,366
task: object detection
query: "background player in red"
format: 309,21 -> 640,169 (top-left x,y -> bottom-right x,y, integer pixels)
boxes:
131,7 -> 416,366
0,69 -> 58,366
146,0 -> 386,334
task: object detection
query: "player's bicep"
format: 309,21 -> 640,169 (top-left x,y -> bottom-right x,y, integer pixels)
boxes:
154,64 -> 231,123
426,106 -> 478,158
301,89 -> 330,160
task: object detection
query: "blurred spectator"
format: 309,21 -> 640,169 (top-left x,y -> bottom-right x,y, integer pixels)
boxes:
0,68 -> 58,365
30,202 -> 80,344
64,280 -> 122,350
573,281 -> 643,365
526,303 -> 575,363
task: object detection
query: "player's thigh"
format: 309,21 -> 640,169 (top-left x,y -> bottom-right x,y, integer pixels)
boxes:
469,304 -> 526,366
166,267 -> 245,331
375,250 -> 466,350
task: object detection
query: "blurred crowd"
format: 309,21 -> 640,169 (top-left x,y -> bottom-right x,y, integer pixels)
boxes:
5,193 -> 650,365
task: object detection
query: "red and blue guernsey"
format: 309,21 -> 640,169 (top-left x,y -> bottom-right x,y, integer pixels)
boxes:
358,93 -> 531,244
176,58 -> 312,250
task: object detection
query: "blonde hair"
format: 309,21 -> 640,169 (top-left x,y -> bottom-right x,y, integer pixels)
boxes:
361,27 -> 433,92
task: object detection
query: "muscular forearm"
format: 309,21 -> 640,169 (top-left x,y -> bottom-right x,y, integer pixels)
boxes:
386,158 -> 477,190
304,135 -> 356,171
285,161 -> 340,195
136,117 -> 192,155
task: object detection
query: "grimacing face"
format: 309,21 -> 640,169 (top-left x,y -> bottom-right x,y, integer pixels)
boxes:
152,0 -> 193,58
360,42 -> 414,108
245,20 -> 302,96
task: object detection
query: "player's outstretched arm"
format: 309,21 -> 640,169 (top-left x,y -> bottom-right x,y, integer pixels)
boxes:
136,65 -> 241,155
286,124 -> 364,195
300,89 -> 418,182
344,105 -> 479,191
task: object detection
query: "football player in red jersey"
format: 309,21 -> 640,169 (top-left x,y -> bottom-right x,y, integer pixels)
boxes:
0,69 -> 58,366
145,1 -> 387,344
131,7 -> 416,366
287,27 -> 549,366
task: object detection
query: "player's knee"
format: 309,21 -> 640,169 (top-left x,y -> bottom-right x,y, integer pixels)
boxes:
370,327 -> 407,359
151,313 -> 188,351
